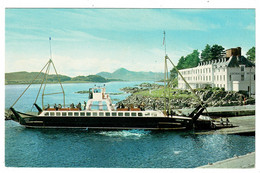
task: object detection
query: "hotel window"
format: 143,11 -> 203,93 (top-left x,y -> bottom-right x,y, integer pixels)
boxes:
241,65 -> 245,71
206,76 -> 208,81
209,76 -> 211,81
209,68 -> 211,73
223,75 -> 225,81
217,75 -> 219,81
230,75 -> 232,81
241,74 -> 244,81
220,75 -> 222,81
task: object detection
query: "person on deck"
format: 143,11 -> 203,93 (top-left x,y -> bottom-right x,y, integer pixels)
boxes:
54,104 -> 58,110
70,103 -> 75,109
77,102 -> 82,110
45,104 -> 50,110
83,101 -> 86,110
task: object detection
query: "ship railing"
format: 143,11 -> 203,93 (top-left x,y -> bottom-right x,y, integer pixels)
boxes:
40,110 -> 164,117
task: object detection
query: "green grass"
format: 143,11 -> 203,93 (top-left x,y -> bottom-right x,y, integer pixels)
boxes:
134,88 -> 197,100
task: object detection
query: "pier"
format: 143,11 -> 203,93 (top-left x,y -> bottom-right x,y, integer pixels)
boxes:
176,105 -> 255,117
196,115 -> 255,135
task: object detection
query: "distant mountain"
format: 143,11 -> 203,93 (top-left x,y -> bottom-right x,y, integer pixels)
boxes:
5,71 -> 121,85
96,68 -> 164,81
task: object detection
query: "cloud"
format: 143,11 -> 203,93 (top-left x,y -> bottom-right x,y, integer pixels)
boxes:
61,9 -> 218,31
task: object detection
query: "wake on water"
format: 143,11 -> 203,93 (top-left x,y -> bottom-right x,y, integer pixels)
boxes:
96,129 -> 151,138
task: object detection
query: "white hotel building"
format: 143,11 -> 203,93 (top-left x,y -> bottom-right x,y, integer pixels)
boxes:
178,47 -> 255,95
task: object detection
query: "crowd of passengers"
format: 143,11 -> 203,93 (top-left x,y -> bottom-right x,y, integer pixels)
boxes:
45,101 -> 87,111
45,101 -> 163,112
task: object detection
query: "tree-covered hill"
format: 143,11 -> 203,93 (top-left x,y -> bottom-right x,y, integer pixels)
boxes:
5,71 -> 121,85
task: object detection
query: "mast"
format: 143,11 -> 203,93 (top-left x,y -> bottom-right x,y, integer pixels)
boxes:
163,31 -> 167,113
12,37 -> 66,111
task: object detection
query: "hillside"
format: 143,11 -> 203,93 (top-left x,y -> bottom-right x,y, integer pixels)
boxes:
5,71 -> 121,85
97,68 -> 164,81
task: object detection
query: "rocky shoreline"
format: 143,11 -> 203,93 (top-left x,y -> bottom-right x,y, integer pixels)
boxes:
117,83 -> 255,111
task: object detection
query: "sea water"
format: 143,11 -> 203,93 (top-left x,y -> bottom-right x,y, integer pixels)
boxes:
5,82 -> 255,168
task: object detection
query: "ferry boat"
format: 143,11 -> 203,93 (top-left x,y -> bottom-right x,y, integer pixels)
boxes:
10,85 -> 214,130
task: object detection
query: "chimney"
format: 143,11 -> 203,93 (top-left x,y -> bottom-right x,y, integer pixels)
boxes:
226,47 -> 242,57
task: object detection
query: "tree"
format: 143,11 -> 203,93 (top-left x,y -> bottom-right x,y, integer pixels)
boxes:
200,44 -> 225,62
170,51 -> 200,79
177,56 -> 185,69
201,44 -> 212,61
246,46 -> 255,62
184,50 -> 200,68
210,44 -> 225,60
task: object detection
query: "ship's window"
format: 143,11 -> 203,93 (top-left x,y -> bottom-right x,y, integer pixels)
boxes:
118,112 -> 123,116
138,113 -> 143,116
50,112 -> 55,116
56,112 -> 61,116
86,112 -> 91,116
144,113 -> 150,116
151,113 -> 157,117
44,112 -> 49,116
105,112 -> 110,116
80,112 -> 85,116
99,112 -> 104,116
112,112 -> 117,116
62,112 -> 67,116
125,112 -> 130,116
131,113 -> 136,116
93,112 -> 97,116
74,112 -> 79,116
68,112 -> 73,116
